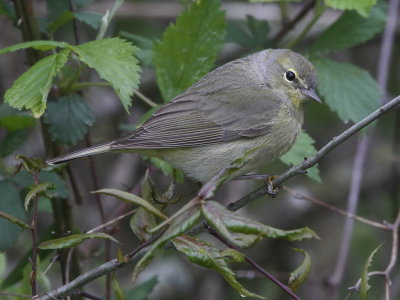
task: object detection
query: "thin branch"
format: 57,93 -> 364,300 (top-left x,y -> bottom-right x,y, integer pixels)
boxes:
205,223 -> 302,300
86,209 -> 137,233
273,0 -> 316,43
30,171 -> 40,297
283,187 -> 389,230
134,89 -> 159,108
228,95 -> 400,212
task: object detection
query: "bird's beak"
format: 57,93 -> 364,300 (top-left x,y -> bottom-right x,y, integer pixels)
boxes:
301,88 -> 322,103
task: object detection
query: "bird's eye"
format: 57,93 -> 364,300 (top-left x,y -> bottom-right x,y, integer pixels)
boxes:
285,71 -> 296,82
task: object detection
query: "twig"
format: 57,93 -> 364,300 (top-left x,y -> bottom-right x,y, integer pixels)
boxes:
134,89 -> 159,108
283,187 -> 389,230
228,95 -> 400,212
273,0 -> 316,43
86,209 -> 137,233
30,171 -> 40,296
205,223 -> 302,300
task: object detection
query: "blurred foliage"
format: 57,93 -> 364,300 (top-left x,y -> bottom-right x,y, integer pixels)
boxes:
0,0 -> 398,299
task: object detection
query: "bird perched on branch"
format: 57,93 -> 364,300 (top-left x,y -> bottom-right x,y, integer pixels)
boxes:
47,49 -> 320,183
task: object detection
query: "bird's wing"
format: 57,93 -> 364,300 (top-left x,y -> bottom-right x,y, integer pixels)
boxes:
111,60 -> 282,150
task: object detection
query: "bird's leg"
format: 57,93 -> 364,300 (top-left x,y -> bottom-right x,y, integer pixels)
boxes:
235,174 -> 281,197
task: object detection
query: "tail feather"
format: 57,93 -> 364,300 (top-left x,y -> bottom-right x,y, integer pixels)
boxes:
46,143 -> 112,165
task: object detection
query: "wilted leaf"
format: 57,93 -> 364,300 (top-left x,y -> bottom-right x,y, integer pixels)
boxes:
24,182 -> 54,211
38,232 -> 119,249
15,155 -> 44,173
311,56 -> 380,123
132,199 -> 201,280
4,49 -> 71,117
311,4 -> 386,54
124,276 -> 158,300
94,188 -> 166,220
360,244 -> 383,300
280,131 -> 321,182
72,38 -> 141,112
173,235 -> 263,298
324,0 -> 377,17
0,180 -> 26,251
153,0 -> 226,101
288,248 -> 311,291
43,94 -> 95,146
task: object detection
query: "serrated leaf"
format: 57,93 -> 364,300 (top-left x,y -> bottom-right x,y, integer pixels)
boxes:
360,244 -> 383,300
0,40 -> 68,54
119,31 -> 154,67
124,276 -> 158,300
288,248 -> 311,291
4,49 -> 71,117
94,189 -> 166,220
0,104 -> 36,131
311,4 -> 386,54
311,56 -> 380,123
0,130 -> 28,158
38,232 -> 119,249
324,0 -> 377,17
132,199 -> 201,280
75,11 -> 102,29
0,211 -> 30,230
43,94 -> 95,146
72,38 -> 141,112
24,182 -> 54,211
0,180 -> 26,251
153,0 -> 226,101
173,235 -> 264,299
280,131 -> 321,182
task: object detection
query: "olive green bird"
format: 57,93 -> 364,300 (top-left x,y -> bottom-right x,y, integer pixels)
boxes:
46,49 -> 320,183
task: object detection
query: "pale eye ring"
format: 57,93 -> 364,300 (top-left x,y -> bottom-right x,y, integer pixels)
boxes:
285,71 -> 296,81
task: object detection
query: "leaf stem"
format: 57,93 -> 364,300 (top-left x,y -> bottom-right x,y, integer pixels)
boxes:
30,171 -> 39,296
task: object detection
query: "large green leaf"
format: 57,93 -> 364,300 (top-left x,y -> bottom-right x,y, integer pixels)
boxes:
280,131 -> 321,182
38,232 -> 119,249
324,0 -> 377,17
311,56 -> 380,123
0,104 -> 36,131
0,180 -> 25,251
4,49 -> 70,117
288,248 -> 311,291
153,0 -> 226,101
132,199 -> 201,280
311,4 -> 386,54
72,38 -> 141,112
0,130 -> 28,158
173,235 -> 263,299
43,94 -> 95,146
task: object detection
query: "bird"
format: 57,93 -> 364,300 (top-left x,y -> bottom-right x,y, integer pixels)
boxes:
46,49 -> 320,183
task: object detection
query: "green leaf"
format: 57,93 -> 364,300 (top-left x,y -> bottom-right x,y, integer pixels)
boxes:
226,15 -> 270,49
124,276 -> 158,300
47,10 -> 75,33
43,94 -> 95,146
112,272 -> 125,300
4,49 -> 71,117
46,0 -> 69,21
0,104 -> 36,131
288,248 -> 311,291
0,0 -> 16,21
311,56 -> 380,123
324,0 -> 377,17
0,179 -> 25,251
119,31 -> 154,68
153,0 -> 226,101
75,11 -> 102,29
250,0 -> 301,2
94,189 -> 167,220
0,40 -> 68,54
38,232 -> 119,249
24,182 -> 54,211
360,244 -> 383,300
0,211 -> 30,230
0,130 -> 28,158
280,131 -> 321,182
132,199 -> 201,280
72,38 -> 141,112
311,4 -> 386,54
173,235 -> 264,299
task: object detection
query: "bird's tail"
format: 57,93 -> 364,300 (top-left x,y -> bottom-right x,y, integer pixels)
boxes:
46,142 -> 112,165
